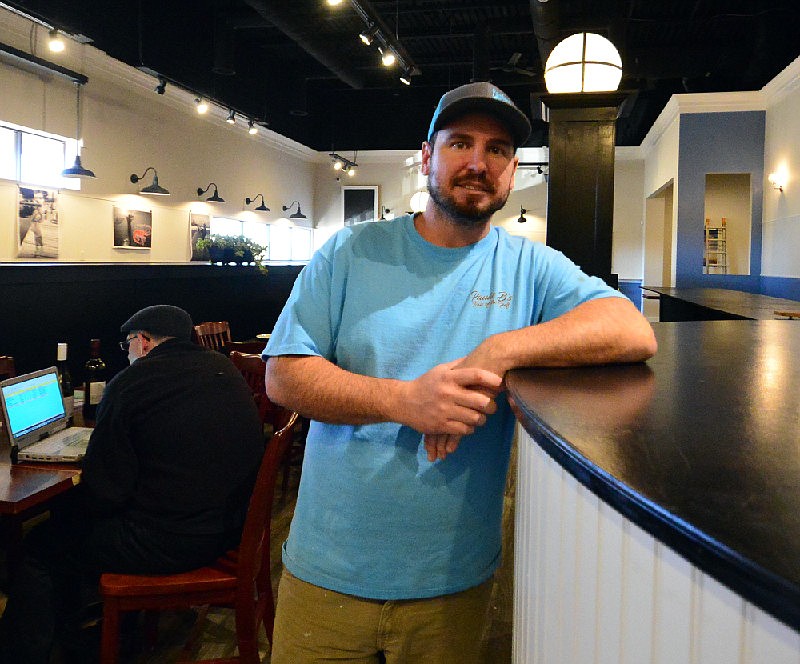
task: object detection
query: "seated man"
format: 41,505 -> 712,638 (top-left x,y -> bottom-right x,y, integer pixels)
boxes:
0,305 -> 264,663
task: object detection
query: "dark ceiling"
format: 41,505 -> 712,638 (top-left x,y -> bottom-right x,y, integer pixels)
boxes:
6,0 -> 800,151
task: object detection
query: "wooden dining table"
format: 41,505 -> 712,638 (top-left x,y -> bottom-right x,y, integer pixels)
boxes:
1,420 -> 83,575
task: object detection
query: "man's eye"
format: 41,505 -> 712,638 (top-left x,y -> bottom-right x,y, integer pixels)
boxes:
451,141 -> 467,149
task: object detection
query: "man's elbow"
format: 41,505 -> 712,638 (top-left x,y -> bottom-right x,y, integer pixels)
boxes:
630,320 -> 658,361
264,357 -> 290,408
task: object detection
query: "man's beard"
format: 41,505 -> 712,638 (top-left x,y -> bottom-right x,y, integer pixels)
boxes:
427,170 -> 511,227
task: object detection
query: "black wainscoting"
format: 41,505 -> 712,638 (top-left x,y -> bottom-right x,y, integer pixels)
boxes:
0,263 -> 303,381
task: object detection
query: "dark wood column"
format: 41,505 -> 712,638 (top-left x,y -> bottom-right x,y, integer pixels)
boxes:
542,92 -> 627,288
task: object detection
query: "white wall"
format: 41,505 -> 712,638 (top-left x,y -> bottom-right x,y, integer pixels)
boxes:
762,57 -> 800,278
0,7 -> 316,263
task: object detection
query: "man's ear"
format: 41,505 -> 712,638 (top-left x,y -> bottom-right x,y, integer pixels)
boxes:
421,141 -> 433,176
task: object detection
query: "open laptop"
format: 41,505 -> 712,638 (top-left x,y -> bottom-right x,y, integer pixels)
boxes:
0,367 -> 92,463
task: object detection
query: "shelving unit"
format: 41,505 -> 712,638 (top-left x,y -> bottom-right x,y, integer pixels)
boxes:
704,218 -> 728,274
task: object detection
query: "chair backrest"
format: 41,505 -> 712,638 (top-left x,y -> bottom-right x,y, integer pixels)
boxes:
0,355 -> 16,381
229,351 -> 288,428
193,321 -> 231,351
237,411 -> 298,610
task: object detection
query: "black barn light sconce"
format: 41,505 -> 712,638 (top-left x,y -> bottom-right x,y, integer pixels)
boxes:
517,207 -> 527,223
245,194 -> 270,211
130,167 -> 170,196
62,82 -> 96,179
282,201 -> 307,219
197,182 -> 225,203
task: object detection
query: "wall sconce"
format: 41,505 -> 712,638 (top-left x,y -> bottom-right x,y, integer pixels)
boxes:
245,194 -> 270,212
379,206 -> 393,220
409,190 -> 429,213
768,171 -> 787,192
197,182 -> 225,203
62,82 -> 95,179
48,29 -> 65,53
545,32 -> 622,93
282,201 -> 307,219
130,167 -> 170,195
517,207 -> 527,223
154,76 -> 167,95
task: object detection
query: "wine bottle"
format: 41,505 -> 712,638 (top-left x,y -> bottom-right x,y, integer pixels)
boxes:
56,342 -> 74,424
83,338 -> 107,421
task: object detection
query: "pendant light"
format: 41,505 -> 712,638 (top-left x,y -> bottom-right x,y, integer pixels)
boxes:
62,82 -> 96,179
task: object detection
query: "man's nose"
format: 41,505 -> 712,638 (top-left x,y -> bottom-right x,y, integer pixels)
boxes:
464,147 -> 489,173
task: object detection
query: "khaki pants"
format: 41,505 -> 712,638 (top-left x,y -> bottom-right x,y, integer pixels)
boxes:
270,569 -> 494,664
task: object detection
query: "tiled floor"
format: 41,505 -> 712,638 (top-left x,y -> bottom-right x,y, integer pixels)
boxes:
1,442 -> 516,663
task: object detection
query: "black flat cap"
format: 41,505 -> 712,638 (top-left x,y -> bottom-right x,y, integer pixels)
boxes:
427,81 -> 531,148
120,305 -> 193,341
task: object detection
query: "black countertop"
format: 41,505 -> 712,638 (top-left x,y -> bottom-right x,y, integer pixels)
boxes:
507,320 -> 800,632
643,286 -> 800,320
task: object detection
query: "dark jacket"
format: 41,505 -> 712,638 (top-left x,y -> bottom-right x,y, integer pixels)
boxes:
81,339 -> 264,536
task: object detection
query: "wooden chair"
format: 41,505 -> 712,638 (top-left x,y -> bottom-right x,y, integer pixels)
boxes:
99,412 -> 299,663
229,352 -> 304,492
0,355 -> 16,381
194,321 -> 232,352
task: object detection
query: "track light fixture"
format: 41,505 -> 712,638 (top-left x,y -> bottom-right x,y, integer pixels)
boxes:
282,201 -> 307,219
62,82 -> 96,179
379,46 -> 396,67
226,109 -> 236,124
359,25 -> 378,46
195,98 -> 208,114
517,207 -> 527,223
245,194 -> 270,212
130,167 -> 170,196
399,73 -> 411,86
197,182 -> 225,203
248,119 -> 258,135
154,76 -> 166,95
48,29 -> 65,53
329,152 -> 358,174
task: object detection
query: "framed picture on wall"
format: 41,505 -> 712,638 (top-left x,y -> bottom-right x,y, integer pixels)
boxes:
342,185 -> 379,226
17,187 -> 59,258
189,212 -> 211,260
113,207 -> 152,249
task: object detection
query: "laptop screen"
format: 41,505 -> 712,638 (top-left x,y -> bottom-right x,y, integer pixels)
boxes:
1,367 -> 65,440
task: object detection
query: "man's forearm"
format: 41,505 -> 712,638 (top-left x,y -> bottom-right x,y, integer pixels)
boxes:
265,354 -> 501,434
265,355 -> 401,425
463,296 -> 658,377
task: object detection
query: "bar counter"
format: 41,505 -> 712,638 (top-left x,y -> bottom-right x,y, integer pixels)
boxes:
508,320 -> 800,664
643,286 -> 800,321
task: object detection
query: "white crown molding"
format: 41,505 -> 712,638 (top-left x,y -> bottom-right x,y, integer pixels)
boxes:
640,89 -> 766,154
762,54 -> 800,106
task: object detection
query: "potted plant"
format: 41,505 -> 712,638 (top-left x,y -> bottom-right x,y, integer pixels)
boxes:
195,235 -> 268,273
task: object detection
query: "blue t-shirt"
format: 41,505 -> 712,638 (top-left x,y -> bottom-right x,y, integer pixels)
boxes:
265,214 -> 622,599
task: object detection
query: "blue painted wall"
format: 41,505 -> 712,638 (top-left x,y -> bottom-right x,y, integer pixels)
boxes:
676,112 -> 765,291
618,279 -> 643,311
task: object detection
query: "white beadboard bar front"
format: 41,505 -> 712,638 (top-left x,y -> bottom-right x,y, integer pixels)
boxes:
513,421 -> 800,664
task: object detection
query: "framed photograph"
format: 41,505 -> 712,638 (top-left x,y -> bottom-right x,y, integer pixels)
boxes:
113,207 -> 152,249
190,212 -> 211,260
17,187 -> 59,258
342,185 -> 379,226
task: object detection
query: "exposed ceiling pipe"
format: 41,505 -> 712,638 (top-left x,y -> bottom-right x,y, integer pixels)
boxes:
242,0 -> 365,89
529,0 -> 561,68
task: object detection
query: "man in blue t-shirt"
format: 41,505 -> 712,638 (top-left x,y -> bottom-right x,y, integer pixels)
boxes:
264,81 -> 657,663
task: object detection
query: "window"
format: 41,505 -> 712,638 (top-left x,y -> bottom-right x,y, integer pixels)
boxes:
0,121 -> 79,190
209,217 -> 313,262
0,127 -> 15,181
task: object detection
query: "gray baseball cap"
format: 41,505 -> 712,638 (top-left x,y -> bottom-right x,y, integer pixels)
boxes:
427,81 -> 531,148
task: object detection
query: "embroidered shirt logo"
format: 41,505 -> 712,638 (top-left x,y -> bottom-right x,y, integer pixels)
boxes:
470,290 -> 513,309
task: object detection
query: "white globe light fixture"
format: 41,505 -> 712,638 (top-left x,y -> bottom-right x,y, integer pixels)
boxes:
544,33 -> 622,94
409,190 -> 429,213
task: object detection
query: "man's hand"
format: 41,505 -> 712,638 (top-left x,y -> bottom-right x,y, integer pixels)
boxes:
398,359 -> 501,438
421,347 -> 506,462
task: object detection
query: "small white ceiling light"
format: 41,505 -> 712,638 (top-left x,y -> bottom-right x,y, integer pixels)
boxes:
226,109 -> 236,124
195,98 -> 209,114
544,33 -> 622,93
248,119 -> 258,135
48,29 -> 65,53
399,73 -> 411,86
